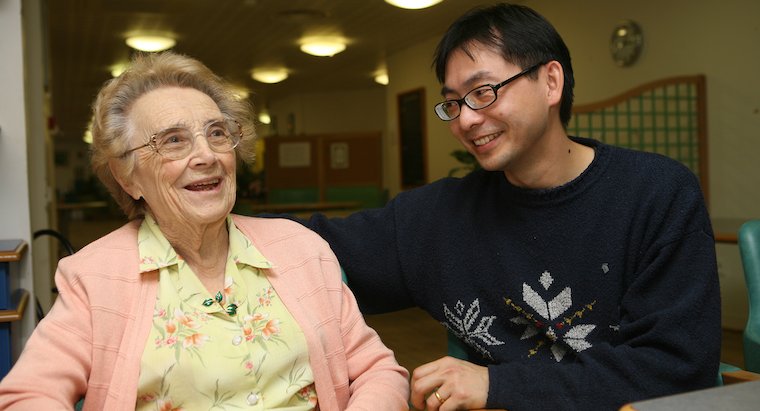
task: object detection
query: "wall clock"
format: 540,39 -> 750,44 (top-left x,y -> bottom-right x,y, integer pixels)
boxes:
610,20 -> 643,67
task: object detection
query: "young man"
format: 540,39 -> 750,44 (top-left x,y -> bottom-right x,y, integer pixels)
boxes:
302,3 -> 720,410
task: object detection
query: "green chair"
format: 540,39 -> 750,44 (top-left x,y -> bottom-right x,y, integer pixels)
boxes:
738,220 -> 760,373
268,187 -> 320,204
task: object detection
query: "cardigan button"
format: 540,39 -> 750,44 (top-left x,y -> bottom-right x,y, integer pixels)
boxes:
246,392 -> 260,405
232,335 -> 243,346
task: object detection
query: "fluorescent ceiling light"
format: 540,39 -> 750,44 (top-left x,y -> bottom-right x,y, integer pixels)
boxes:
384,0 -> 443,10
125,35 -> 176,52
251,68 -> 288,84
300,36 -> 346,57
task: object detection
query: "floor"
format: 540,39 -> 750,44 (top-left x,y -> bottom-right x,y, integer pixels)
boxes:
364,308 -> 448,373
366,309 -> 746,373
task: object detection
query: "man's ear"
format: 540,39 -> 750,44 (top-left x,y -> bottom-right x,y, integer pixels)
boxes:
545,60 -> 564,106
108,158 -> 142,200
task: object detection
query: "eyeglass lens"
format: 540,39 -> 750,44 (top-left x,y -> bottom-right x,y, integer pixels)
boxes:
435,86 -> 497,120
434,62 -> 544,121
154,119 -> 241,160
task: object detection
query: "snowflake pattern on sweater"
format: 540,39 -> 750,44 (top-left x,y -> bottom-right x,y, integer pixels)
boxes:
506,270 -> 596,362
442,270 -> 598,362
442,299 -> 504,360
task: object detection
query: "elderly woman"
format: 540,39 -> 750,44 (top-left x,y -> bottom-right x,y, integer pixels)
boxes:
0,52 -> 409,410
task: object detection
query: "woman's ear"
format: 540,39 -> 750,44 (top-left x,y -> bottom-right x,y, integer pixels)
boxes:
108,158 -> 142,200
544,60 -> 564,106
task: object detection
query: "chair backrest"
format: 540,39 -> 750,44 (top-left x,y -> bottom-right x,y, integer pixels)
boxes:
739,220 -> 760,372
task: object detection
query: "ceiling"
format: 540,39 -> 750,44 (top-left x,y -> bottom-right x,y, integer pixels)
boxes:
44,0 -> 491,142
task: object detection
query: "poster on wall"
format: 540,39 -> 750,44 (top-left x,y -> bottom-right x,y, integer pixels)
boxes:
278,142 -> 311,167
330,142 -> 349,169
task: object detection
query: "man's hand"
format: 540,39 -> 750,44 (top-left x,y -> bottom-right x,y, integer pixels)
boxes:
410,356 -> 489,410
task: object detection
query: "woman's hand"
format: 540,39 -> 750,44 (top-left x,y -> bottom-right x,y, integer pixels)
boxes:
410,356 -> 489,410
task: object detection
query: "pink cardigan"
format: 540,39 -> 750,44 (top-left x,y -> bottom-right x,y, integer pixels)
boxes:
0,215 -> 409,410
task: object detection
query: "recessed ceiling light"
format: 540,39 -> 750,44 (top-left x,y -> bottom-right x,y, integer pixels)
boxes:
125,35 -> 176,52
299,36 -> 347,57
384,0 -> 443,10
251,68 -> 289,84
83,122 -> 93,144
258,111 -> 272,125
109,63 -> 128,77
374,72 -> 389,85
232,87 -> 250,100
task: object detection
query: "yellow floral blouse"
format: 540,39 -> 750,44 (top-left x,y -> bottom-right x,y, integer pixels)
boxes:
135,214 -> 317,410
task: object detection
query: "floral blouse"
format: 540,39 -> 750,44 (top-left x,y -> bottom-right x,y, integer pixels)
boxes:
135,214 -> 317,410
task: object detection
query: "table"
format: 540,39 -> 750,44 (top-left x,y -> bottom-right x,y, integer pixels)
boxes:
0,239 -> 28,377
620,380 -> 760,411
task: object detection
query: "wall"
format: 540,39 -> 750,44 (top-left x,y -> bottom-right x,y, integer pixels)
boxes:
384,35 -> 462,195
379,0 -> 760,219
0,0 -> 37,353
532,0 -> 760,221
23,0 -> 55,315
268,88 -> 385,136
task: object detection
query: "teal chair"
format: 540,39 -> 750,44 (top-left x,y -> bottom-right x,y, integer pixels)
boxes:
738,220 -> 760,373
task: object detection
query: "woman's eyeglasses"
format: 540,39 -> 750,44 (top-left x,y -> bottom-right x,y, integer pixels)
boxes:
121,118 -> 242,160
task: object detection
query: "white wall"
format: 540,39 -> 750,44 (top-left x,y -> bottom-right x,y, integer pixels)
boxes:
0,0 -> 36,353
531,0 -> 760,221
378,0 -> 760,220
23,0 -> 55,314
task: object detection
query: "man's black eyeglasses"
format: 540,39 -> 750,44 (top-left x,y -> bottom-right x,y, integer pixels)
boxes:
433,62 -> 546,121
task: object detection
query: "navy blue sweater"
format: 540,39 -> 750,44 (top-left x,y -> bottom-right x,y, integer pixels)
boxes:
303,138 -> 721,410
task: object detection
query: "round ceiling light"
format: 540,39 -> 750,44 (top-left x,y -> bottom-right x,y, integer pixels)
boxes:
109,62 -> 128,77
384,0 -> 443,9
258,111 -> 272,125
299,36 -> 347,57
374,72 -> 389,85
125,35 -> 176,52
251,68 -> 289,84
